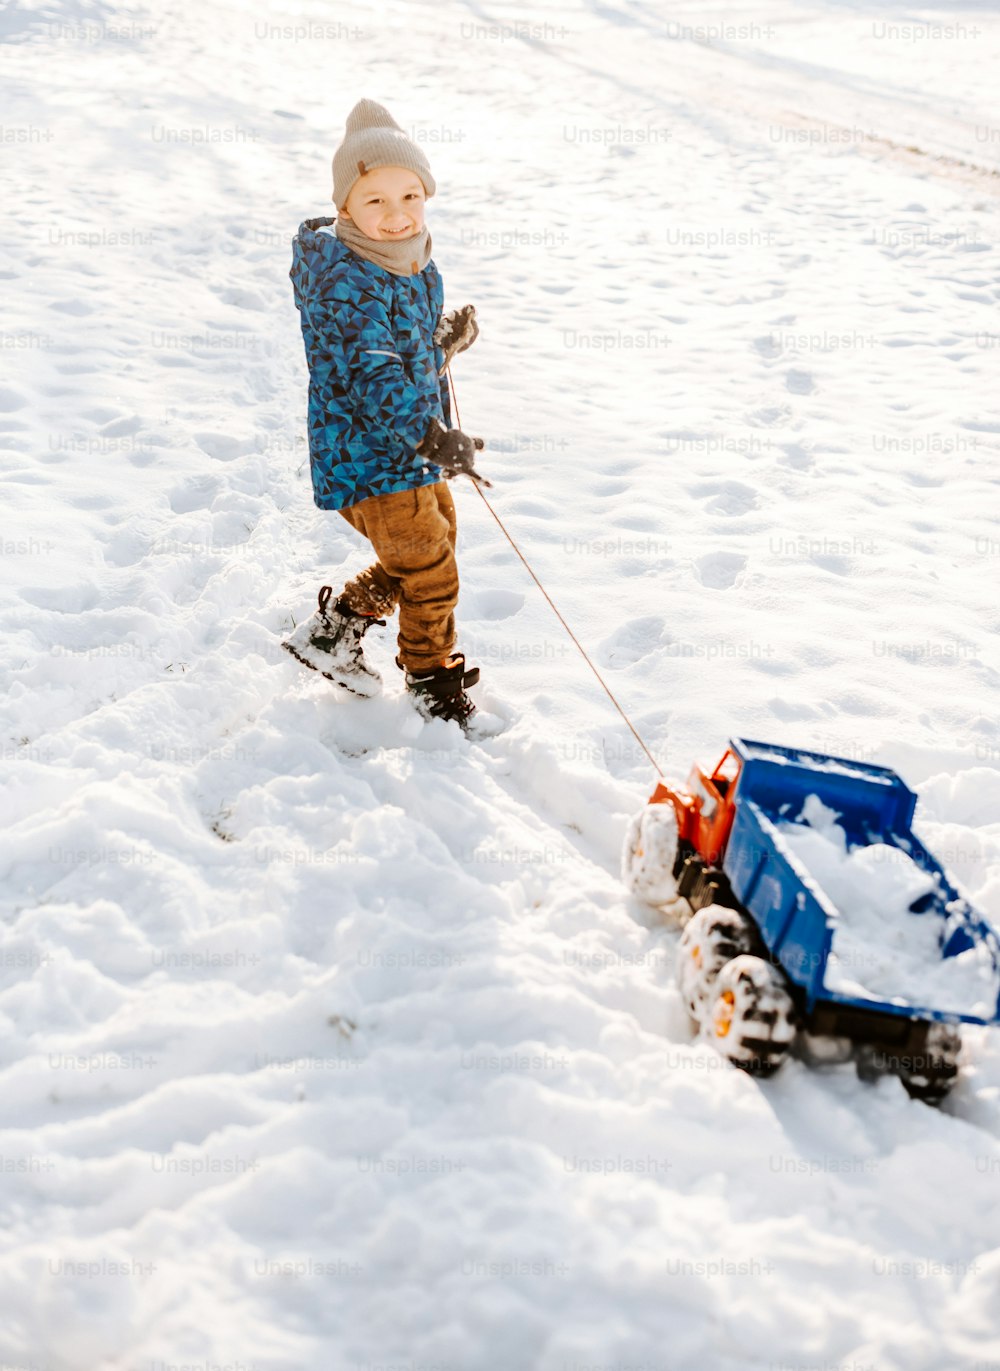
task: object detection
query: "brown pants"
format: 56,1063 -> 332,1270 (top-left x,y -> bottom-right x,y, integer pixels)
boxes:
337,482 -> 459,673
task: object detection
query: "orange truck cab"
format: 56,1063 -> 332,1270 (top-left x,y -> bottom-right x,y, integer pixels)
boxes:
650,746 -> 742,867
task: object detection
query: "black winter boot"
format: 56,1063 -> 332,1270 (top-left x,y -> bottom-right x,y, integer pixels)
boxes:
283,585 -> 386,697
404,653 -> 480,728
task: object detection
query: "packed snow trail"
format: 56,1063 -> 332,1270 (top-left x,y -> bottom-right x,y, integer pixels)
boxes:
2,0 -> 1000,1367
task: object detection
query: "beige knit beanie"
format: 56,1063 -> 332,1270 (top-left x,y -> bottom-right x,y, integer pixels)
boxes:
332,99 -> 436,209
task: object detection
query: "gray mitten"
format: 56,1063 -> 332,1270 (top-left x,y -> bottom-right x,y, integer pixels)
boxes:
417,417 -> 491,488
434,304 -> 479,375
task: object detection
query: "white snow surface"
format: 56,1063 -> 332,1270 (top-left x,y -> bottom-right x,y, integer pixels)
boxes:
776,795 -> 1000,1013
3,0 -> 1000,1367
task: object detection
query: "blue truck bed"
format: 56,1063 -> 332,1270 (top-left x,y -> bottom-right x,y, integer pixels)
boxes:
720,739 -> 1000,1024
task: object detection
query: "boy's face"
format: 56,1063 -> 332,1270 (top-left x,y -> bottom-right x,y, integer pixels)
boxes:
340,165 -> 426,241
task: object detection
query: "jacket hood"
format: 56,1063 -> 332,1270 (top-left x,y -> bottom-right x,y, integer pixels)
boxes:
290,216 -> 353,312
294,215 -> 341,256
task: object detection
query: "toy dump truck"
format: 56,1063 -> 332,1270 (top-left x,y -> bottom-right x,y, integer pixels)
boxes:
622,738 -> 1000,1102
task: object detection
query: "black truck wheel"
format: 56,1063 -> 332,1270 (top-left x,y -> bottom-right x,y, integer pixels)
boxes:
708,955 -> 798,1077
621,802 -> 681,907
898,1022 -> 962,1104
677,904 -> 757,1023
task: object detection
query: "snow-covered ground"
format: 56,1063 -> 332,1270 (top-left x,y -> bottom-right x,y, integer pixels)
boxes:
2,0 -> 1000,1365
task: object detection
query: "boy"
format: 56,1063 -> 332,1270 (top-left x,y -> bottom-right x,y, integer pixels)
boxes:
285,98 -> 483,727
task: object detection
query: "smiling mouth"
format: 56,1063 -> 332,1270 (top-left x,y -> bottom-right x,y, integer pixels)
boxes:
382,225 -> 413,237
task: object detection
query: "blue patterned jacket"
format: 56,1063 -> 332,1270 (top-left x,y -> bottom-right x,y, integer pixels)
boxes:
289,216 -> 450,510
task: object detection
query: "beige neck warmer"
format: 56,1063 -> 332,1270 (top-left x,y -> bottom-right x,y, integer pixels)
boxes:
335,215 -> 432,277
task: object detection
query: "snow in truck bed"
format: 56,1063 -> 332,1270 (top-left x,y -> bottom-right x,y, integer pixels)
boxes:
777,794 -> 1000,1016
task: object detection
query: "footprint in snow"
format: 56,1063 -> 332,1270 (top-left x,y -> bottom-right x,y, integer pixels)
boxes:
103,530 -> 149,568
599,615 -> 664,667
785,369 -> 815,395
812,554 -> 852,576
463,588 -> 524,621
769,697 -> 822,722
194,431 -> 257,461
505,497 -> 559,520
101,415 -> 144,438
71,493 -> 114,510
169,475 -> 223,513
687,480 -> 760,517
693,552 -> 746,590
615,513 -> 661,533
19,583 -> 100,613
753,335 -> 783,359
213,286 -> 269,311
55,361 -> 98,376
49,298 -> 96,316
777,442 -> 814,470
2,470 -> 49,486
747,404 -> 791,428
82,408 -> 122,425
